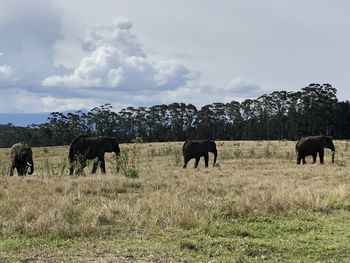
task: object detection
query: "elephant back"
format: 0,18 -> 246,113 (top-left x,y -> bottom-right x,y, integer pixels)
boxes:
69,135 -> 111,159
70,135 -> 90,145
183,140 -> 206,153
11,142 -> 27,157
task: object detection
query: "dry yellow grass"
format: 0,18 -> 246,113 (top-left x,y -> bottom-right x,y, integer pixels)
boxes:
0,140 -> 348,234
0,140 -> 350,261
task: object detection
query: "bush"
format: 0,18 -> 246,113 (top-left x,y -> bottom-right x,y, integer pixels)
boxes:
117,137 -> 143,178
233,148 -> 242,159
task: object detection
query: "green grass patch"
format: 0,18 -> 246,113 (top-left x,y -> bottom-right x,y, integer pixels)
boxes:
2,211 -> 350,262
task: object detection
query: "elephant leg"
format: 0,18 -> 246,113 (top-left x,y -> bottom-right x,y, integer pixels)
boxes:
183,156 -> 190,168
116,155 -> 120,173
92,161 -> 99,174
76,160 -> 86,175
319,150 -> 324,164
302,157 -> 306,164
69,162 -> 74,175
9,163 -> 15,176
17,166 -> 24,176
100,157 -> 106,174
204,153 -> 209,168
69,157 -> 76,175
312,154 -> 317,164
194,157 -> 200,168
297,155 -> 301,165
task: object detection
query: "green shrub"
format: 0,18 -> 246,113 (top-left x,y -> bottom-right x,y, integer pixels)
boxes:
174,152 -> 182,166
248,147 -> 256,158
233,148 -> 242,159
117,137 -> 143,178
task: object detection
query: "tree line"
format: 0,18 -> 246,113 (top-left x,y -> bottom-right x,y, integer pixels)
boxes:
1,83 -> 349,148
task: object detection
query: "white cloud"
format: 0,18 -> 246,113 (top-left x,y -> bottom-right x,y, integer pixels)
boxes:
81,17 -> 143,56
225,77 -> 264,97
3,0 -> 350,114
42,17 -> 268,109
195,76 -> 266,103
42,17 -> 198,92
0,88 -> 97,113
0,0 -> 65,85
0,8 -> 267,113
0,64 -> 13,79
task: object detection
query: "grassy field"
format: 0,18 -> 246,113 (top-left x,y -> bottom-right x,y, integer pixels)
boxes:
0,140 -> 350,262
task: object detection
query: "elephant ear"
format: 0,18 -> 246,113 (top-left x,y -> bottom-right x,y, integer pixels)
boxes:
206,140 -> 216,151
204,140 -> 211,148
18,148 -> 27,160
321,136 -> 332,147
211,141 -> 217,150
103,138 -> 111,151
105,137 -> 115,152
109,137 -> 120,153
26,148 -> 33,158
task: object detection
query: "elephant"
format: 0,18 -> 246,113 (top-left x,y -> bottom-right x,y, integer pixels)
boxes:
296,135 -> 335,164
9,142 -> 34,176
182,140 -> 217,168
69,135 -> 120,175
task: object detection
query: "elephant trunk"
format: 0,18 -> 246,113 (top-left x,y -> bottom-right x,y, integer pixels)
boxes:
331,150 -> 335,164
27,162 -> 34,175
212,149 -> 217,167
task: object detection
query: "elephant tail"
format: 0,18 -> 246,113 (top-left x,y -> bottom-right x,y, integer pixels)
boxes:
68,149 -> 73,162
183,139 -> 190,152
295,140 -> 300,154
68,146 -> 76,162
69,136 -> 86,161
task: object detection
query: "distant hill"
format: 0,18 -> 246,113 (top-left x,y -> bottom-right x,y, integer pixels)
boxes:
0,110 -> 88,127
0,113 -> 50,126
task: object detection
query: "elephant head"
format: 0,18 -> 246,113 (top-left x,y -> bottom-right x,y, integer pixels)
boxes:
104,137 -> 121,156
205,140 -> 217,166
322,136 -> 335,163
21,147 -> 34,174
13,144 -> 34,175
104,137 -> 120,172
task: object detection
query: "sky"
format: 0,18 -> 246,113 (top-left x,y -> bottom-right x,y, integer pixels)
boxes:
0,0 -> 350,113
